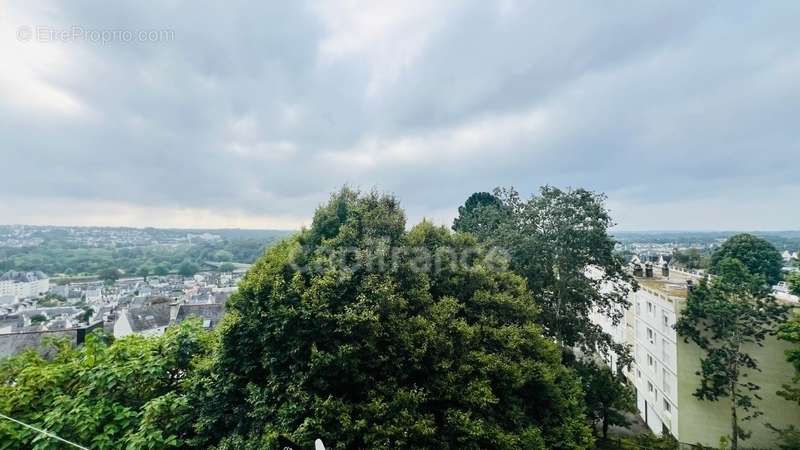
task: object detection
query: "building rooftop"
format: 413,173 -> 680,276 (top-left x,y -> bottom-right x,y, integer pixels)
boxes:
636,270 -> 697,299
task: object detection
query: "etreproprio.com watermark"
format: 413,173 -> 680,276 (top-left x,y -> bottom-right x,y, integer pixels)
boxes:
17,25 -> 174,44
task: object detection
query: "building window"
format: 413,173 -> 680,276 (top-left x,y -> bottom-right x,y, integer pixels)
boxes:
637,370 -> 641,379
647,327 -> 655,344
663,314 -> 670,329
647,302 -> 653,314
647,381 -> 654,393
663,399 -> 671,412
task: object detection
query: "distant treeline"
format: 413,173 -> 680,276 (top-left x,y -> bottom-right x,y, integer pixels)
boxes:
614,230 -> 800,251
0,227 -> 292,276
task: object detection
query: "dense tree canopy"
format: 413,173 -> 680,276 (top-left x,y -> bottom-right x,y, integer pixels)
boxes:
672,248 -> 710,270
194,188 -> 594,450
452,192 -> 509,238
0,321 -> 214,450
710,234 -> 784,285
453,187 -> 634,365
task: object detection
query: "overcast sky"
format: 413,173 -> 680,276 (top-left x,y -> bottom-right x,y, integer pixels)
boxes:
1,1 -> 798,231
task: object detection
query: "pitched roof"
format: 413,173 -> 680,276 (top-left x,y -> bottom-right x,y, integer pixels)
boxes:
126,303 -> 171,332
174,303 -> 225,328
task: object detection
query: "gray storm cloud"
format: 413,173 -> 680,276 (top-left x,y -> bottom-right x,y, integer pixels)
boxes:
1,0 -> 798,229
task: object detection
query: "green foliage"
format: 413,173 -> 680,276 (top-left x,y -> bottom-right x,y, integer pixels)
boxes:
0,228 -> 287,277
194,188 -> 594,450
629,432 -> 680,450
0,321 -> 214,450
178,261 -> 200,277
138,265 -> 152,279
672,248 -> 710,270
219,262 -> 235,273
153,264 -> 169,276
452,192 -> 510,238
710,234 -> 784,286
786,272 -> 800,297
454,186 -> 634,365
36,293 -> 66,307
574,360 -> 636,439
80,307 -> 94,323
29,314 -> 47,324
99,267 -> 121,283
213,250 -> 234,262
675,258 -> 789,449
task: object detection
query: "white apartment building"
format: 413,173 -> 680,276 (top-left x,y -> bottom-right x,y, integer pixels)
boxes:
0,271 -> 50,300
588,258 -> 800,448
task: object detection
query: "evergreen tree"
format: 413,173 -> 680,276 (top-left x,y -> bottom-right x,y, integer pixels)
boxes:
452,192 -> 509,239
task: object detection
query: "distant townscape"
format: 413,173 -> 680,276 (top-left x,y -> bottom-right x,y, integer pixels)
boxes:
0,267 -> 246,358
0,225 -> 297,358
1,213 -> 800,449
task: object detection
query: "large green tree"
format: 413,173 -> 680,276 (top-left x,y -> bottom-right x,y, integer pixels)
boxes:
194,188 -> 594,450
454,187 -> 634,365
0,321 -> 213,450
675,258 -> 789,450
710,234 -> 783,285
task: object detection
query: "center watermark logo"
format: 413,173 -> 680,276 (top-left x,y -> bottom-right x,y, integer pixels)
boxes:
17,26 -> 174,44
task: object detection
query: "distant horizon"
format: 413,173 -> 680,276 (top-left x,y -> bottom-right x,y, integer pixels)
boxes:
3,223 -> 800,235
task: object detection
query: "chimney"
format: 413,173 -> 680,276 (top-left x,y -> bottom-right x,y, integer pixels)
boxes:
644,262 -> 654,278
662,263 -> 669,278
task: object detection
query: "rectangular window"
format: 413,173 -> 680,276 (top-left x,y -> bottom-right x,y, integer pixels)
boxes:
663,399 -> 671,412
663,314 -> 669,329
647,381 -> 654,393
647,327 -> 655,344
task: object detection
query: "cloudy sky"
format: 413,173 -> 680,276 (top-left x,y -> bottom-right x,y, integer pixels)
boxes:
1,1 -> 798,231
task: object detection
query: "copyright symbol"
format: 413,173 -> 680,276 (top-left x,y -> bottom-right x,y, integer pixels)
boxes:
17,26 -> 32,42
